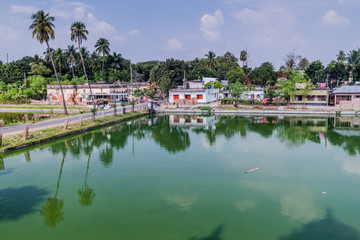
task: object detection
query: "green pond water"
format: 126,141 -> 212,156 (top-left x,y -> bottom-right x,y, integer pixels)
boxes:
1,114 -> 360,240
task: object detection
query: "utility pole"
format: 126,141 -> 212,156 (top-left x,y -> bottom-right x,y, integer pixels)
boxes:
6,53 -> 9,82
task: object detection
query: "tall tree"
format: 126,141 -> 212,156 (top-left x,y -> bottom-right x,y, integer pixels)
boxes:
284,50 -> 301,71
337,50 -> 346,63
95,38 -> 110,75
29,10 -> 68,115
70,21 -> 95,107
205,51 -> 217,69
65,45 -> 77,79
53,48 -> 65,74
240,50 -> 248,67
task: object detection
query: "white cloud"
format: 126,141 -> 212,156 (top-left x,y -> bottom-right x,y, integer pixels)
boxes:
163,38 -> 183,51
86,13 -> 117,36
200,10 -> 224,41
128,29 -> 139,36
9,4 -> 40,14
319,10 -> 351,27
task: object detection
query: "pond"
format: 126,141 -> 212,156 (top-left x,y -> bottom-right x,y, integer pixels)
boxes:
1,114 -> 360,240
0,112 -> 61,125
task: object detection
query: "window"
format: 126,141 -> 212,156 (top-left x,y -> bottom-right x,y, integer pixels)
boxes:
173,95 -> 179,100
317,95 -> 326,101
185,95 -> 191,100
197,95 -> 203,99
197,118 -> 203,123
295,95 -> 302,101
174,116 -> 179,122
307,96 -> 315,101
355,95 -> 360,102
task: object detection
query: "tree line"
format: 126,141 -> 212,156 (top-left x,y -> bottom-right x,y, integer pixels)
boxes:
1,10 -> 359,109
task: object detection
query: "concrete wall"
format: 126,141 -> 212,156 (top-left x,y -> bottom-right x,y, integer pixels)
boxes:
290,89 -> 328,106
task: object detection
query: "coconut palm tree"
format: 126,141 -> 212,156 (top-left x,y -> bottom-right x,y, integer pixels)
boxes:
65,45 -> 77,79
337,50 -> 346,63
205,51 -> 216,69
29,10 -> 68,115
53,48 -> 65,74
95,38 -> 110,75
70,21 -> 95,107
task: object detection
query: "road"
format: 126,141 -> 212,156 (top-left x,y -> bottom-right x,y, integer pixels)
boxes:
0,103 -> 148,136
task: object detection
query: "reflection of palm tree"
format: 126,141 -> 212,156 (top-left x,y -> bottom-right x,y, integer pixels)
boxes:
40,150 -> 66,228
78,154 -> 95,206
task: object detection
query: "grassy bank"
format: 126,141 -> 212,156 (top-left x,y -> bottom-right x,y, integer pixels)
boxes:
0,111 -> 147,153
0,104 -> 86,110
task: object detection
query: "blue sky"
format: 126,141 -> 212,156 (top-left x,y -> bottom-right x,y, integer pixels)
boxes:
0,0 -> 359,69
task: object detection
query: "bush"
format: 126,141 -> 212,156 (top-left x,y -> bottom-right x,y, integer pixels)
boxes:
221,98 -> 287,106
198,106 -> 212,112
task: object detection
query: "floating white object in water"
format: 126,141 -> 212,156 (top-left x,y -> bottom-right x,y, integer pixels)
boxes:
322,191 -> 327,194
245,167 -> 260,173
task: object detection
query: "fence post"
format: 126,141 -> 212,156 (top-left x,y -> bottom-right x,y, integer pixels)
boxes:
0,133 -> 2,147
23,126 -> 29,140
79,117 -> 83,126
102,111 -> 105,118
63,120 -> 69,130
0,120 -> 4,126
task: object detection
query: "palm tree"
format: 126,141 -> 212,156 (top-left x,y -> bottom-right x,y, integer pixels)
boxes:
347,49 -> 360,79
95,38 -> 110,75
29,10 -> 68,115
70,21 -> 95,107
337,50 -> 346,63
65,45 -> 77,79
205,51 -> 216,69
53,48 -> 65,74
240,50 -> 248,67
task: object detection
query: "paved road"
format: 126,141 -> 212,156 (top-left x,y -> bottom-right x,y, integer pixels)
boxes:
0,103 -> 148,136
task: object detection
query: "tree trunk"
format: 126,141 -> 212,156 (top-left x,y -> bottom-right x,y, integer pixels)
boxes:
46,41 -> 68,115
71,63 -> 75,79
78,39 -> 95,109
102,55 -> 105,76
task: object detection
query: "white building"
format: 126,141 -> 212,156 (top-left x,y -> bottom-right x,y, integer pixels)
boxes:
241,87 -> 265,100
169,79 -> 219,104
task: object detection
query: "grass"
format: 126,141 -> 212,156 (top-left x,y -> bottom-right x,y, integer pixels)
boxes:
0,111 -> 144,152
0,104 -> 87,111
0,113 -> 79,127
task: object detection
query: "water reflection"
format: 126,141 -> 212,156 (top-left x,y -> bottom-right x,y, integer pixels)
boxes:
78,153 -> 95,206
40,149 -> 66,228
189,225 -> 224,240
279,208 -> 360,240
168,115 -> 360,156
0,186 -> 48,221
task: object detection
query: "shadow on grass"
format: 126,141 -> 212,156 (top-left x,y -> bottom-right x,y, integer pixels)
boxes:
0,186 -> 49,221
279,208 -> 360,240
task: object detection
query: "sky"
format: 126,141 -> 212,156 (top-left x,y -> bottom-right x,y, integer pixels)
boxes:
0,0 -> 359,69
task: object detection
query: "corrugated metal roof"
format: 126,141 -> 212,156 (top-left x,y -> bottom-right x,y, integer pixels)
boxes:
333,86 -> 360,94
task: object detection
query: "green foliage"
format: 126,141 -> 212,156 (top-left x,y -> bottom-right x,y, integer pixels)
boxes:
276,71 -> 311,102
225,67 -> 246,84
24,75 -> 48,99
205,81 -> 222,89
305,60 -> 325,84
227,81 -> 245,99
325,61 -> 347,89
249,62 -> 277,86
198,106 -> 212,112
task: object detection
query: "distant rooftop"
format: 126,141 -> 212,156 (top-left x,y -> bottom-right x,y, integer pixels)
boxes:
333,86 -> 360,94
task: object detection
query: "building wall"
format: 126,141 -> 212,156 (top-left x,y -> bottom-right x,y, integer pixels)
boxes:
290,89 -> 328,106
47,83 -> 141,104
169,89 -> 219,104
334,93 -> 360,106
241,89 -> 265,100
